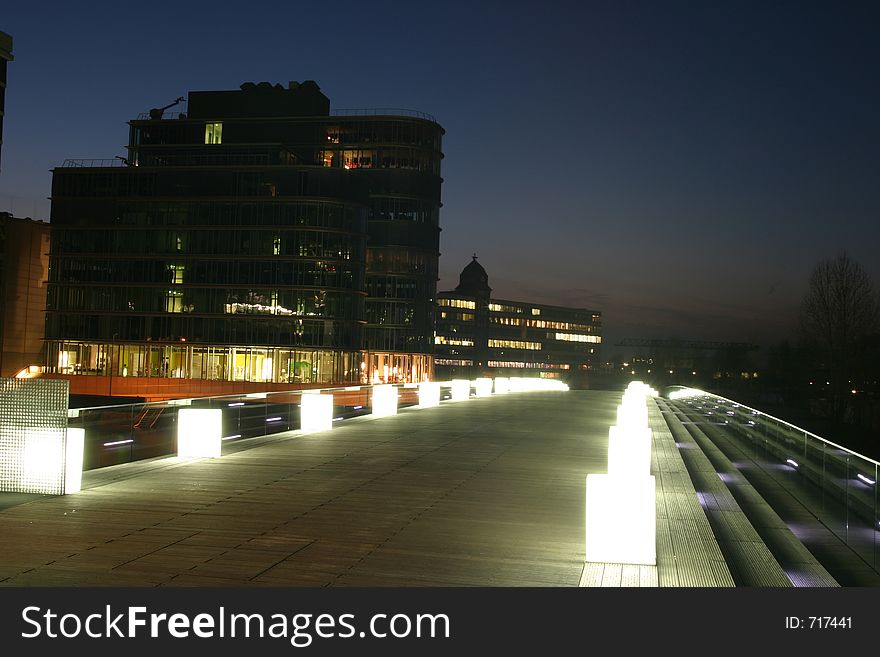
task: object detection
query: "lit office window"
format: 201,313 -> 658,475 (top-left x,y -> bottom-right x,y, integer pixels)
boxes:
532,308 -> 541,316
489,303 -> 523,314
488,339 -> 541,350
554,333 -> 601,343
169,264 -> 185,284
165,290 -> 184,313
205,122 -> 223,144
435,336 -> 474,347
438,298 -> 476,310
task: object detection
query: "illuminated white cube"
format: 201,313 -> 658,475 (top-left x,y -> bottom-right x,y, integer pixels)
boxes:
494,377 -> 510,394
585,473 -> 656,565
508,377 -> 524,392
616,403 -> 648,429
607,425 -> 652,477
418,382 -> 441,408
301,393 -> 333,432
475,378 -> 493,397
177,408 -> 222,458
65,428 -> 84,494
450,379 -> 471,402
371,384 -> 398,417
22,428 -> 65,493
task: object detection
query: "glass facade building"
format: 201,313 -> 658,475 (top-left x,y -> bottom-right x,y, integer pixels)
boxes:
435,258 -> 602,384
45,81 -> 443,390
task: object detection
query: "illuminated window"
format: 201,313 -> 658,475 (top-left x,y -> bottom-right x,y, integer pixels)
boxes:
204,122 -> 223,144
488,339 -> 541,350
169,264 -> 185,284
532,308 -> 541,316
273,236 -> 281,255
438,298 -> 476,310
435,336 -> 474,347
489,303 -> 523,313
554,333 -> 601,343
434,358 -> 474,366
165,290 -> 183,313
487,361 -> 569,370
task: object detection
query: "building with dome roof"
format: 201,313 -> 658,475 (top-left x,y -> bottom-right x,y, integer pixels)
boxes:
434,257 -> 601,385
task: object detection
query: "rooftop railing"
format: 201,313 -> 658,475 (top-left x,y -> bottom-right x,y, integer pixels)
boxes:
132,109 -> 438,122
60,158 -> 129,168
330,108 -> 438,123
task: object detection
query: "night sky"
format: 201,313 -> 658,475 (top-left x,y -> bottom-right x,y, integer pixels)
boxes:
2,1 -> 877,353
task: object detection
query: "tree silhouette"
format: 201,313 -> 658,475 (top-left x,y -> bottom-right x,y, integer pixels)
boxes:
800,252 -> 879,419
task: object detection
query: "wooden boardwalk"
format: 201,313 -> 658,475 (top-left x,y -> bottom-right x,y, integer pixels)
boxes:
0,390 -> 831,588
0,391 -> 610,587
580,397 -> 735,587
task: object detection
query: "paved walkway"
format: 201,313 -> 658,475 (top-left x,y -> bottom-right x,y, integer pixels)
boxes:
0,392 -> 610,587
0,390 -> 858,587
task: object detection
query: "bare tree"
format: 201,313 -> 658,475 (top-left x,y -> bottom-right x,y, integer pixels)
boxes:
800,252 -> 879,419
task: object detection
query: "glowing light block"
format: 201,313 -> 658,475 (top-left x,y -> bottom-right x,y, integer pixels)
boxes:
300,393 -> 333,432
475,378 -> 493,397
65,428 -> 84,494
22,429 -> 65,493
616,403 -> 648,429
371,384 -> 398,417
585,473 -> 656,565
494,377 -> 510,394
0,378 -> 70,495
177,408 -> 222,458
418,382 -> 441,408
450,379 -> 471,402
508,377 -> 524,393
607,425 -> 652,477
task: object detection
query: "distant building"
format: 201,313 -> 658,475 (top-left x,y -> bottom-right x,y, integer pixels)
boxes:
0,213 -> 50,377
0,30 -> 11,173
435,257 -> 601,383
45,81 -> 443,397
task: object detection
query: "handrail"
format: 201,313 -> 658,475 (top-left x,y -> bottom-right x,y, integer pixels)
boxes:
669,387 -> 880,467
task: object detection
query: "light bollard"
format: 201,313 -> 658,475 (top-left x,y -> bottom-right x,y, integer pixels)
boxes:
450,379 -> 471,402
418,381 -> 441,408
177,408 -> 222,458
474,378 -> 493,397
494,377 -> 510,394
607,425 -> 653,478
585,473 -> 656,565
300,392 -> 333,432
616,403 -> 648,429
371,384 -> 398,417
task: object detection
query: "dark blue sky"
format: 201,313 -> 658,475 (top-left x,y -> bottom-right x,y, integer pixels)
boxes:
2,1 -> 877,352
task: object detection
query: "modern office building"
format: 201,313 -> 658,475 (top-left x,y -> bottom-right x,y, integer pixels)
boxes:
45,81 -> 443,396
0,213 -> 50,378
0,30 -> 11,173
435,257 -> 601,384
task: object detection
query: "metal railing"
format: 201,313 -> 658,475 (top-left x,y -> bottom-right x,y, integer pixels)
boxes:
60,158 -> 129,168
67,378 -> 564,472
331,108 -> 438,123
667,388 -> 879,572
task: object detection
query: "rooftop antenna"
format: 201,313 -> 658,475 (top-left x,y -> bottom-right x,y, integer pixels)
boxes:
149,96 -> 185,120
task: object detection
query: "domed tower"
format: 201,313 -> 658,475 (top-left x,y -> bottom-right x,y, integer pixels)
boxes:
434,256 -> 492,379
455,254 -> 491,298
